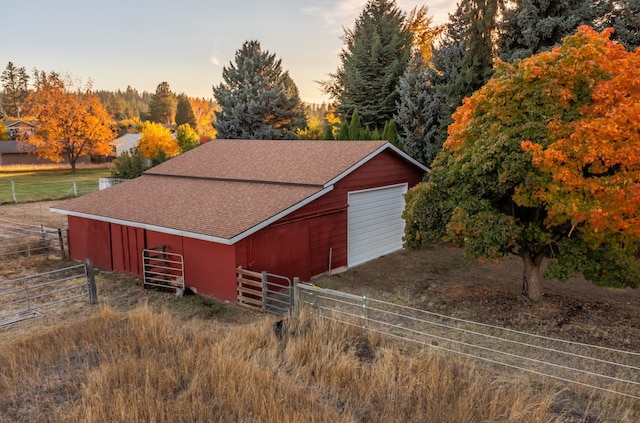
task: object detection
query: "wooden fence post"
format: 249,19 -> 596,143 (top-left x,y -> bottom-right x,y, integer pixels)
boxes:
293,277 -> 300,318
85,258 -> 98,305
261,271 -> 268,313
58,229 -> 66,258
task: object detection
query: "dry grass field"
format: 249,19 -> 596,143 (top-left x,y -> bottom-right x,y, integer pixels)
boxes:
0,201 -> 639,422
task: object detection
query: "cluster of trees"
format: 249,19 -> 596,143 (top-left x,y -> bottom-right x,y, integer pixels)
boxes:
0,62 -> 218,172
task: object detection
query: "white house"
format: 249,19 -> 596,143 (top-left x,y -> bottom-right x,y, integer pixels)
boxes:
110,133 -> 141,157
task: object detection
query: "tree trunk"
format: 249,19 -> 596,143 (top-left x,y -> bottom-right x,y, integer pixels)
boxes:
522,252 -> 544,302
70,156 -> 76,174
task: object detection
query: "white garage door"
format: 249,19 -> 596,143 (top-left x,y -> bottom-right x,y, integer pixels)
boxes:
348,183 -> 407,267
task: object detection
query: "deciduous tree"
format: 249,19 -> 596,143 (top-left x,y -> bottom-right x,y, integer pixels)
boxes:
25,71 -> 114,173
138,121 -> 179,159
189,97 -> 217,140
404,27 -> 640,302
176,123 -> 200,152
213,40 -> 306,140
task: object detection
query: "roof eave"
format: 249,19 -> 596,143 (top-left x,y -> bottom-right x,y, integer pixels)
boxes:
50,185 -> 334,246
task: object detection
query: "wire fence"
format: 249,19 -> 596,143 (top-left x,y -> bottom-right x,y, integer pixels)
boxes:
0,178 -> 100,204
296,283 -> 640,401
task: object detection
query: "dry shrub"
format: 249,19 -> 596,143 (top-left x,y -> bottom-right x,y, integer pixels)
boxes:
0,305 -> 637,422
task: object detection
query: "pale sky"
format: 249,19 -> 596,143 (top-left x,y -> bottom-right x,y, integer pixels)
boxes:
2,1 -> 457,104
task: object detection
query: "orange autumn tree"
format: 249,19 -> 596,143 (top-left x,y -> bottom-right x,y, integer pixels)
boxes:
403,27 -> 640,302
25,71 -> 115,172
137,121 -> 179,161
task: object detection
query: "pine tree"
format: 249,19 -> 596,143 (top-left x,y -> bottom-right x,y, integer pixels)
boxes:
498,0 -> 607,62
607,0 -> 640,50
395,56 -> 449,165
336,121 -> 349,140
175,94 -> 197,128
322,125 -> 334,140
148,82 -> 177,125
324,0 -> 412,130
446,0 -> 500,106
1,62 -> 30,118
395,2 -> 469,165
214,40 -> 306,140
348,109 -> 362,140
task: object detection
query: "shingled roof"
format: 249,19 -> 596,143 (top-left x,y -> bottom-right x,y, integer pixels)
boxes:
52,140 -> 427,244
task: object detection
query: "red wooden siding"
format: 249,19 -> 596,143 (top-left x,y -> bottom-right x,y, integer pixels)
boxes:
110,224 -> 145,277
240,150 -> 424,280
68,216 -> 113,271
183,238 -> 237,302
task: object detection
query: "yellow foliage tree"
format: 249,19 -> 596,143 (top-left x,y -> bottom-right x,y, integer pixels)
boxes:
189,97 -> 217,140
25,72 -> 115,172
137,121 -> 179,159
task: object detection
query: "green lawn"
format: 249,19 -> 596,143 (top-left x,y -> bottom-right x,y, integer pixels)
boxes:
0,168 -> 111,204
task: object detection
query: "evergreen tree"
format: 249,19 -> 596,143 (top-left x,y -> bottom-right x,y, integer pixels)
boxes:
324,0 -> 412,130
446,0 -> 500,106
148,82 -> 177,125
214,40 -> 306,140
322,125 -> 334,140
381,119 -> 400,147
336,121 -> 349,140
175,94 -> 197,128
348,109 -> 362,140
1,62 -> 30,118
395,56 -> 448,165
607,0 -> 640,50
498,0 -> 607,62
395,2 -> 469,165
371,127 -> 381,140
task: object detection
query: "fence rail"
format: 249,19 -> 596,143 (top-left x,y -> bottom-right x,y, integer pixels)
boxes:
295,282 -> 640,401
142,248 -> 184,294
236,267 -> 293,315
0,219 -> 67,263
0,260 -> 97,326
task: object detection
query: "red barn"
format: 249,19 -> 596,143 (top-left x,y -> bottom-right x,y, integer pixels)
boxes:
51,140 -> 427,302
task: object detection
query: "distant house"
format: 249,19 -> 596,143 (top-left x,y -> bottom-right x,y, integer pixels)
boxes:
3,119 -> 37,140
52,140 -> 428,302
110,133 -> 141,157
0,140 -> 90,167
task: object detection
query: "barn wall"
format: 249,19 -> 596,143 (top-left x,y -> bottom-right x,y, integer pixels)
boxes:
241,150 -> 425,280
67,216 -> 113,271
110,223 -> 145,277
183,238 -> 237,302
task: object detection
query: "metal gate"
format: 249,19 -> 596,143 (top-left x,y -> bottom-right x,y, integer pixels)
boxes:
0,219 -> 67,264
236,267 -> 294,316
142,247 -> 185,294
0,260 -> 97,326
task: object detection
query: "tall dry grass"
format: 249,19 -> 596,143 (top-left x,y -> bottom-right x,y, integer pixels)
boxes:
0,305 -> 637,422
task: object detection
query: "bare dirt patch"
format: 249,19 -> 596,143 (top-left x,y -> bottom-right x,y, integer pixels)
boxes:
313,244 -> 640,351
0,200 -> 68,228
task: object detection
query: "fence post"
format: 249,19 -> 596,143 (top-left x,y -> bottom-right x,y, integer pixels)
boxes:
73,178 -> 78,197
85,258 -> 98,305
293,277 -> 300,318
57,229 -> 66,258
261,271 -> 268,313
11,180 -> 17,203
362,293 -> 370,333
